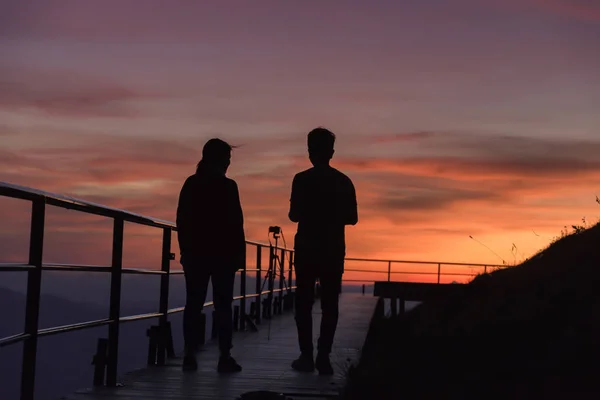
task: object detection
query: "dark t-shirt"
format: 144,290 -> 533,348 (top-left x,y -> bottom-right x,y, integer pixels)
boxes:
289,166 -> 358,266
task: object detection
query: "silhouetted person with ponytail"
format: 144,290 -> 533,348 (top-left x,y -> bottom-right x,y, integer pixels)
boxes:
176,138 -> 245,373
289,127 -> 358,375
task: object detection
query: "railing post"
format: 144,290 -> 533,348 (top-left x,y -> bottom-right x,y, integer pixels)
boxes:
278,248 -> 284,310
92,338 -> 108,386
437,263 -> 441,284
484,265 -> 488,274
157,228 -> 172,365
107,218 -> 124,387
240,245 -> 247,331
163,321 -> 175,358
21,199 -> 45,400
146,326 -> 159,365
255,246 -> 262,324
387,261 -> 391,282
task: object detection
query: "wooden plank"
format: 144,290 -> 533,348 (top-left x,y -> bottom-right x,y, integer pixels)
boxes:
63,294 -> 377,400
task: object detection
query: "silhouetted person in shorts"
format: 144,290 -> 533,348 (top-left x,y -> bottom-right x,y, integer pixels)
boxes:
176,138 -> 245,373
289,127 -> 358,375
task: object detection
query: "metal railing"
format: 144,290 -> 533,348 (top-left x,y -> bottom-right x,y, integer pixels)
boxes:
0,181 -> 506,400
0,182 -> 296,400
342,257 -> 506,288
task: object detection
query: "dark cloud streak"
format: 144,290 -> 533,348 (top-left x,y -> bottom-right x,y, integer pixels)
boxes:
0,67 -> 165,118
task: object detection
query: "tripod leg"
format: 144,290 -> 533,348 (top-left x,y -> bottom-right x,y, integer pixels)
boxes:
244,315 -> 258,332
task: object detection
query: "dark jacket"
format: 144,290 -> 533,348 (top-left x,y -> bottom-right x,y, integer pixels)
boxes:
176,162 -> 246,270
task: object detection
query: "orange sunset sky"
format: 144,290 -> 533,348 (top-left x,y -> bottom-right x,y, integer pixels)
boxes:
1,0 -> 600,278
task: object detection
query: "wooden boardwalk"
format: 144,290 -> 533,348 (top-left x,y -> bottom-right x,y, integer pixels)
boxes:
62,294 -> 377,400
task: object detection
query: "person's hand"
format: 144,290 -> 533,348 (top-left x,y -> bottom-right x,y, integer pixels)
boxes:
234,255 -> 246,272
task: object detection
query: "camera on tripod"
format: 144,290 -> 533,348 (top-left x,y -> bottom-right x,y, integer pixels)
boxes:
268,226 -> 281,237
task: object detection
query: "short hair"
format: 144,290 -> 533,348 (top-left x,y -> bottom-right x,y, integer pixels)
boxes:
307,127 -> 336,151
202,138 -> 233,162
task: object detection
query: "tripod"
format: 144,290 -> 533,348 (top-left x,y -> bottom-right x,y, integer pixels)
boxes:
259,227 -> 290,340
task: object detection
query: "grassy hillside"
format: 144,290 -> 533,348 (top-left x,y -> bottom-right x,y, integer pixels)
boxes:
346,222 -> 600,400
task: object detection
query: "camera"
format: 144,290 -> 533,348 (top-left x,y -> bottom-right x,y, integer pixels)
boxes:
268,226 -> 281,235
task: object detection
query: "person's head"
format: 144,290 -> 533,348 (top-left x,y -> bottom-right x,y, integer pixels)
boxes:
198,138 -> 233,175
307,127 -> 335,167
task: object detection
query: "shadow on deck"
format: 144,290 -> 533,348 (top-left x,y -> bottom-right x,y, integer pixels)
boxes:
61,294 -> 378,400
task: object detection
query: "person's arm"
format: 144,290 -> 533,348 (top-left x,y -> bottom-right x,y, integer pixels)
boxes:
176,177 -> 194,254
288,175 -> 301,223
345,179 -> 358,226
229,180 -> 246,271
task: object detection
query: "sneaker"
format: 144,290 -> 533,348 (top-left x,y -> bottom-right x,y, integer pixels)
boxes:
315,353 -> 333,376
291,354 -> 315,372
182,354 -> 198,372
218,355 -> 242,373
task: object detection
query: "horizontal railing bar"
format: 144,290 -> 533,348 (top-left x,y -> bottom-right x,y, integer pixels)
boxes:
167,300 -> 214,316
0,183 -> 289,239
51,197 -> 176,230
0,182 -> 177,230
43,264 -> 110,272
168,270 -> 184,275
119,312 -> 163,323
388,271 -> 480,277
37,318 -> 113,338
122,269 -> 166,275
0,333 -> 31,347
345,257 -> 504,268
167,292 -> 268,315
389,271 -> 439,275
246,240 -> 265,247
0,263 -> 34,272
238,268 -> 292,274
345,269 -> 389,274
344,269 -> 487,276
41,264 -> 167,275
343,271 -> 479,278
165,269 -> 322,276
259,287 -> 297,296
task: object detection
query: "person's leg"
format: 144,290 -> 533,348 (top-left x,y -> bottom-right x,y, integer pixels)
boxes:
292,264 -> 317,371
182,256 -> 210,371
315,262 -> 343,375
212,269 -> 242,372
